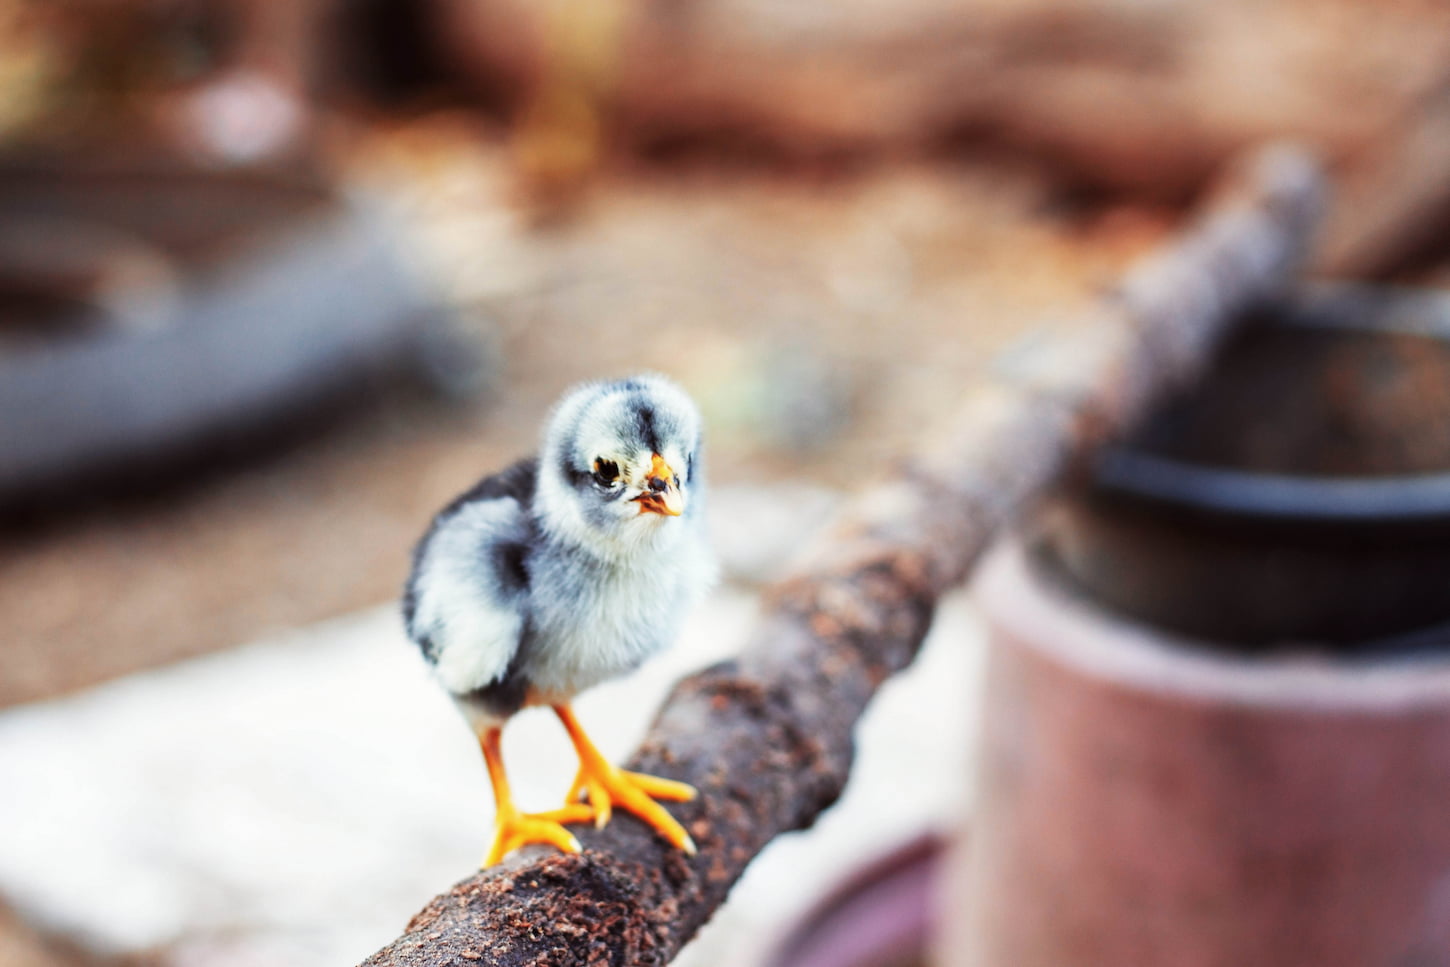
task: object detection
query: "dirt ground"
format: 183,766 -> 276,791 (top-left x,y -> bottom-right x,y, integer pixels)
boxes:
0,122 -> 1166,964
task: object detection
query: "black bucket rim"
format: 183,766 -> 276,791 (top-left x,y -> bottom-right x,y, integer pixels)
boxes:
1093,281 -> 1450,527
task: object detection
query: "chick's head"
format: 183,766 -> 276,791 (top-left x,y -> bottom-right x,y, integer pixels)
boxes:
538,375 -> 704,555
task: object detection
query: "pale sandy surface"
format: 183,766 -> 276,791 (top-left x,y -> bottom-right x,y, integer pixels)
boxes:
0,580 -> 985,967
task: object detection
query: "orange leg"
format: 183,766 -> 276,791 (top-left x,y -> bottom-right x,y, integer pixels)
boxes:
555,703 -> 698,855
480,726 -> 594,867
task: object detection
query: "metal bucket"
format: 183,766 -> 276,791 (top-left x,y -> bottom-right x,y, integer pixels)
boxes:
1038,283 -> 1450,650
950,285 -> 1450,966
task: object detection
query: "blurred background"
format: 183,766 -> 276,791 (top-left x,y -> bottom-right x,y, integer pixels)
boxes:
1,0 -> 1449,964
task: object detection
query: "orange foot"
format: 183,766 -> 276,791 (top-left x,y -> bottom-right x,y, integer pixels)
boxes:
484,802 -> 595,867
555,704 -> 698,855
478,724 -> 595,867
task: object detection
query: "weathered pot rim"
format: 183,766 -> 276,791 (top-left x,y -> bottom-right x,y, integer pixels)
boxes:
974,539 -> 1450,711
761,834 -> 945,967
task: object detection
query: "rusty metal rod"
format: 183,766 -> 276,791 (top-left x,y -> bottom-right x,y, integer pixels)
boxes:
360,144 -> 1324,967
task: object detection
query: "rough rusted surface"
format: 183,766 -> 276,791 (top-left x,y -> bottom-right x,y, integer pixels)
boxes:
360,145 -> 1324,967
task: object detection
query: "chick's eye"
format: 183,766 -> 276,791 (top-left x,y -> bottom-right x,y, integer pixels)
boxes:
591,458 -> 620,487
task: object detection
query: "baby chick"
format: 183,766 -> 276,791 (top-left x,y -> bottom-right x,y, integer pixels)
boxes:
403,375 -> 716,865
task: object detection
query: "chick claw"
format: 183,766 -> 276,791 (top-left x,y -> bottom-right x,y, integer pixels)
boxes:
565,762 -> 698,855
553,703 -> 699,855
484,803 -> 596,867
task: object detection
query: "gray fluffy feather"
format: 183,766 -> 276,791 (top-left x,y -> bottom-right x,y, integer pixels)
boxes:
402,375 -> 716,730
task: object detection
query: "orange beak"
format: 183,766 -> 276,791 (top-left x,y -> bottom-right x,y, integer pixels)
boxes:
634,453 -> 684,517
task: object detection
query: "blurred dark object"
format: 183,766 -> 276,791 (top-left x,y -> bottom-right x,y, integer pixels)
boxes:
0,152 -> 474,512
1038,282 -> 1450,648
333,0 -> 452,107
764,836 -> 944,967
959,541 -> 1450,967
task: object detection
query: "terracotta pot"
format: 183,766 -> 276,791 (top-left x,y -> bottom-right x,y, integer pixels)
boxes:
950,544 -> 1450,966
765,835 -> 945,967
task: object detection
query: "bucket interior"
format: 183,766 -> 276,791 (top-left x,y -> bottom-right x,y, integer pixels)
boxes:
1035,285 -> 1450,653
